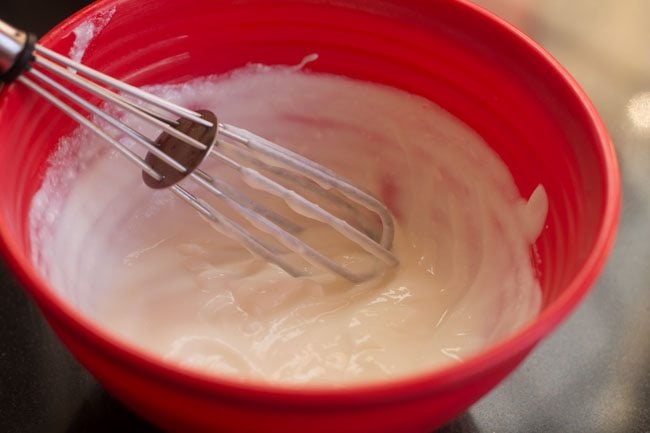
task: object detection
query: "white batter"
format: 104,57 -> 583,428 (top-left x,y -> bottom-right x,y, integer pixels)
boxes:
29,64 -> 548,386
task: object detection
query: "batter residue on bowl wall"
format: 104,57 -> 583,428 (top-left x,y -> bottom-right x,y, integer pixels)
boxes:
29,63 -> 548,386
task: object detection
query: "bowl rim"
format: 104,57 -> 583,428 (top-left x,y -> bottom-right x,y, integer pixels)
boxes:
0,0 -> 620,406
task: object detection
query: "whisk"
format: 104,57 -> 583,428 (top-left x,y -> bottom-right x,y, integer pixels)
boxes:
0,19 -> 397,283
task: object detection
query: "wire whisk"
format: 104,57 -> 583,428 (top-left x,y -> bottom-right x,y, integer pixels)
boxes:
0,18 -> 397,283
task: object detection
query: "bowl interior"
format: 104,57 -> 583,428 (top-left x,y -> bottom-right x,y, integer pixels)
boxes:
0,0 -> 618,395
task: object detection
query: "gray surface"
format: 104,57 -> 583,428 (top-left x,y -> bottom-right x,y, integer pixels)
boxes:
0,0 -> 649,432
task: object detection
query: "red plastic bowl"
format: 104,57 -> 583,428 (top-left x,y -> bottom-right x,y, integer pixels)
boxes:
0,1 -> 619,432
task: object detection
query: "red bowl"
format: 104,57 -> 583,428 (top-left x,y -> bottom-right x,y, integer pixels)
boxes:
0,0 -> 619,432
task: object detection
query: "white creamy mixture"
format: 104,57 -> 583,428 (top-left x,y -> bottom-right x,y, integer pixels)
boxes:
30,65 -> 548,386
68,6 -> 116,63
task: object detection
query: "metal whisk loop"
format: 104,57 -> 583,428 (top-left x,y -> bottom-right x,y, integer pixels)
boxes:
218,125 -> 396,251
0,18 -> 398,282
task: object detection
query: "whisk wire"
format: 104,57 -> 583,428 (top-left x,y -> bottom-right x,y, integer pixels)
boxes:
210,149 -> 397,266
169,185 -> 306,277
33,54 -> 208,150
17,74 -> 163,180
218,125 -> 395,249
26,67 -> 188,173
34,45 -> 210,127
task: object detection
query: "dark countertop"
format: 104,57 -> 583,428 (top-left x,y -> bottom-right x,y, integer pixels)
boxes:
1,1 -> 648,432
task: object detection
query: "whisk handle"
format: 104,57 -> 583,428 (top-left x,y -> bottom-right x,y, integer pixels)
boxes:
0,19 -> 36,83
